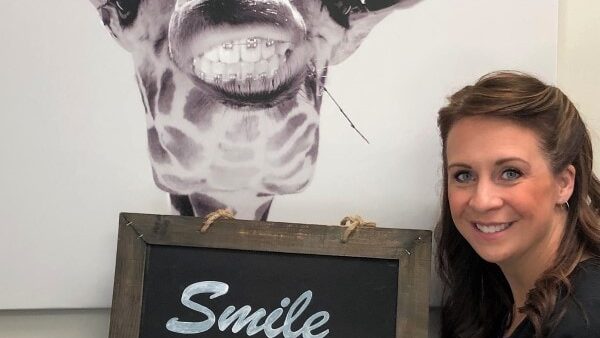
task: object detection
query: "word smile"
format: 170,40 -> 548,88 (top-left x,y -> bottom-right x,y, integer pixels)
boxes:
166,281 -> 330,337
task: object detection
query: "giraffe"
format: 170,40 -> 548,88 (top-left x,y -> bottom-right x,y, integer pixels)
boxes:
90,0 -> 421,220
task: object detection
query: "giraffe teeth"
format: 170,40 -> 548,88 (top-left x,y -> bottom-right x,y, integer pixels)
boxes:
262,40 -> 275,59
241,40 -> 261,62
204,48 -> 220,62
193,41 -> 284,85
191,36 -> 299,95
268,55 -> 279,76
219,42 -> 240,63
199,38 -> 292,65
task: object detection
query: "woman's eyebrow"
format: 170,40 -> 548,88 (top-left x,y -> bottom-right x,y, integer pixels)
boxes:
495,157 -> 529,166
447,163 -> 470,169
447,158 -> 530,169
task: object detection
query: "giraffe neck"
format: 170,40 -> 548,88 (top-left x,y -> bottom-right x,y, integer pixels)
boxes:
135,55 -> 327,218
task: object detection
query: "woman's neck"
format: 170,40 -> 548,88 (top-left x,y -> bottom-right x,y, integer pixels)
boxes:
498,213 -> 566,337
500,211 -> 567,308
501,253 -> 553,310
499,258 -> 550,338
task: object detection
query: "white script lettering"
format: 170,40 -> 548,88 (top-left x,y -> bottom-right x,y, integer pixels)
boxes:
165,281 -> 330,337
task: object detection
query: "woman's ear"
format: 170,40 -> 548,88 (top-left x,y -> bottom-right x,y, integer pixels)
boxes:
557,164 -> 576,204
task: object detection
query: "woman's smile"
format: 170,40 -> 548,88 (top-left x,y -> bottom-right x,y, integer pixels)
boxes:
472,221 -> 514,234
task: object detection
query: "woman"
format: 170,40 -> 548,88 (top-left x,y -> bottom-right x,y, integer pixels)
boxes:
436,71 -> 600,338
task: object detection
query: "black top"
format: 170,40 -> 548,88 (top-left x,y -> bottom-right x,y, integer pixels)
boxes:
507,257 -> 600,338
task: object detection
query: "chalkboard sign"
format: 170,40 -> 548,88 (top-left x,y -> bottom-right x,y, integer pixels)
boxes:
109,213 -> 431,338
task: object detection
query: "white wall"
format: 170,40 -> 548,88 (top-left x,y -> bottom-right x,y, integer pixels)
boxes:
0,309 -> 109,338
0,0 -> 169,310
557,0 -> 600,173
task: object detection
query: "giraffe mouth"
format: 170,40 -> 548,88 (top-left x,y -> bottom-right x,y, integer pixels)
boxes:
189,35 -> 308,106
192,37 -> 292,84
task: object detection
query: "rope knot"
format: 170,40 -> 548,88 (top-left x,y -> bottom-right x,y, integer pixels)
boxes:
340,215 -> 376,243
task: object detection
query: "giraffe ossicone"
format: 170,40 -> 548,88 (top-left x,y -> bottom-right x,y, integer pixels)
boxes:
90,0 -> 421,220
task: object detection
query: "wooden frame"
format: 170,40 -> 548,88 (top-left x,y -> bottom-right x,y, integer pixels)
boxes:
109,212 -> 432,337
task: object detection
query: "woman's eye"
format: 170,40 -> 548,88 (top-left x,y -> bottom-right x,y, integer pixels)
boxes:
453,171 -> 473,183
501,169 -> 522,180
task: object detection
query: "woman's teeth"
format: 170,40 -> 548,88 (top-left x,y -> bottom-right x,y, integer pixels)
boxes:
475,223 -> 512,234
193,37 -> 292,84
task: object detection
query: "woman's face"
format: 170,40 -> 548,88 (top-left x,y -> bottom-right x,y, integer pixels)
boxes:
446,116 -> 573,268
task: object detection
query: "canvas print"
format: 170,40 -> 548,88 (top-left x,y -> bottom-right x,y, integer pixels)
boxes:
89,0 -> 421,220
0,0 -> 558,309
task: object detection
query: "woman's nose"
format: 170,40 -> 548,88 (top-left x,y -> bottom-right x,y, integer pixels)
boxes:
468,179 -> 503,211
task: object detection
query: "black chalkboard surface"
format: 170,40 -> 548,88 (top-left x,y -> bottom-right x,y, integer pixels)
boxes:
109,213 -> 431,338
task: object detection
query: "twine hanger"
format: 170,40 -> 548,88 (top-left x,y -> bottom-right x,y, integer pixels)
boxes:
200,208 -> 235,232
339,215 -> 376,243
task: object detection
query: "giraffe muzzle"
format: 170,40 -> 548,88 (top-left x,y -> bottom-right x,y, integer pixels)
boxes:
168,0 -> 308,108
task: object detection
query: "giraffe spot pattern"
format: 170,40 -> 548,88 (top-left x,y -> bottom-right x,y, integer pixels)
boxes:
274,123 -> 317,166
162,175 -> 208,193
269,159 -> 306,181
304,75 -> 322,111
189,193 -> 228,218
271,96 -> 298,121
154,28 -> 168,55
184,88 -> 215,130
164,126 -> 203,169
169,194 -> 194,216
139,69 -> 158,118
267,113 -> 307,151
303,74 -> 315,105
255,198 -> 273,221
218,143 -> 255,162
158,69 -> 175,114
263,179 -> 310,195
152,168 -> 176,194
306,126 -> 319,164
225,115 -> 260,143
147,127 -> 170,164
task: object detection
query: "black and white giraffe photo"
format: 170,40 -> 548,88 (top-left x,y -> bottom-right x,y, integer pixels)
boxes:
90,0 -> 422,220
0,0 -> 558,309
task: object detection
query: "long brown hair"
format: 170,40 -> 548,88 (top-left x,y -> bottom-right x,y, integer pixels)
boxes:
436,71 -> 600,337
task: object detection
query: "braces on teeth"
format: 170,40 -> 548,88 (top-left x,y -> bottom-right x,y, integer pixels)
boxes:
220,37 -> 274,49
192,37 -> 292,84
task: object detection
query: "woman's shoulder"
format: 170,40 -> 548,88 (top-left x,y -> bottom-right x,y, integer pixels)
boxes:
549,257 -> 600,337
571,257 -> 600,298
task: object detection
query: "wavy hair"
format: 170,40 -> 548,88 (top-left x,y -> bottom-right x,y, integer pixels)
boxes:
435,71 -> 600,337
